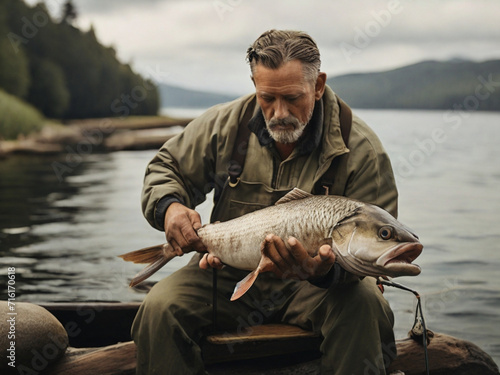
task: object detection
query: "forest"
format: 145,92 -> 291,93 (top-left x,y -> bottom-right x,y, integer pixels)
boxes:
0,0 -> 159,124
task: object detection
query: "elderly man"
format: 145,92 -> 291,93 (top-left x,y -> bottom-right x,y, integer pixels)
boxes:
132,29 -> 398,374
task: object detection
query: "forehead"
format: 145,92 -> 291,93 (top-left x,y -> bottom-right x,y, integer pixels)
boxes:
252,60 -> 310,95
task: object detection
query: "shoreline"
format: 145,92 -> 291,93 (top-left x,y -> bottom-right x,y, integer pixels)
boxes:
0,115 -> 192,158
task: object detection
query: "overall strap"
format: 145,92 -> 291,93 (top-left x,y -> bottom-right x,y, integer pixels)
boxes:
318,98 -> 352,195
228,98 -> 256,186
214,97 -> 255,332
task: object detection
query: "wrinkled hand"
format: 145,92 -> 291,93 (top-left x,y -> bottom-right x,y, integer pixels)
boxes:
164,202 -> 207,255
262,234 -> 336,280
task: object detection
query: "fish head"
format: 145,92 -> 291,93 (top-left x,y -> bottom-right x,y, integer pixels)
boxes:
330,204 -> 423,278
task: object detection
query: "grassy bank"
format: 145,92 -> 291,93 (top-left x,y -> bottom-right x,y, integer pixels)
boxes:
0,89 -> 45,140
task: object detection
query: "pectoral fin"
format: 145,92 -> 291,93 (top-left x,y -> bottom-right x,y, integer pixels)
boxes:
230,268 -> 260,301
230,254 -> 275,301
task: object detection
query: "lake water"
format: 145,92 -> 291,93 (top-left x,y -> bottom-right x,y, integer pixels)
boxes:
1,109 -> 499,364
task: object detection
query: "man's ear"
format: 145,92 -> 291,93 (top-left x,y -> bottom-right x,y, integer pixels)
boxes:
250,75 -> 255,87
314,72 -> 327,100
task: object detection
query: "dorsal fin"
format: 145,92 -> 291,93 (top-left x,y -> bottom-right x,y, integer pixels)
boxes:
275,188 -> 313,205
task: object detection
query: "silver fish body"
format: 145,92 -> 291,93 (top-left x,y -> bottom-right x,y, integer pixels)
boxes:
197,193 -> 361,271
120,189 -> 423,300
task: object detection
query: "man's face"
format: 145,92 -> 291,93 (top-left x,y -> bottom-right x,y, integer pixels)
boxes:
252,60 -> 322,144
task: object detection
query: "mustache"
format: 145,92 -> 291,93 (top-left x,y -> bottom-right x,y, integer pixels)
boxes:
267,116 -> 301,129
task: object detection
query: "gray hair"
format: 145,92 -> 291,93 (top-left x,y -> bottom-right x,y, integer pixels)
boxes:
246,29 -> 321,83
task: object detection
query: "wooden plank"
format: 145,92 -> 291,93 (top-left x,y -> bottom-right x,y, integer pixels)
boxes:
203,324 -> 322,364
206,324 -> 320,344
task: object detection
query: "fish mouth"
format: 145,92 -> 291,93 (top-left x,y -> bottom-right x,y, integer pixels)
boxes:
377,242 -> 423,276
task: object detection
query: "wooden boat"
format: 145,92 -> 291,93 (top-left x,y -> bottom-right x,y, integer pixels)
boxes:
36,302 -> 499,375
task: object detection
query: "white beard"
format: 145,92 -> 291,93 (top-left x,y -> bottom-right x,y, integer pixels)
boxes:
265,107 -> 314,144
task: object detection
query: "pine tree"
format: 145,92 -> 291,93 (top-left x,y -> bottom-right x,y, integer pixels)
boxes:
61,0 -> 77,25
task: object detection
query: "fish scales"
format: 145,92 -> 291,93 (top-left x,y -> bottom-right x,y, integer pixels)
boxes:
197,195 -> 363,270
120,188 -> 423,300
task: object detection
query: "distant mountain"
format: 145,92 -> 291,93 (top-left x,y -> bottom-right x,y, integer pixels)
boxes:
159,59 -> 500,111
159,83 -> 238,108
328,59 -> 500,111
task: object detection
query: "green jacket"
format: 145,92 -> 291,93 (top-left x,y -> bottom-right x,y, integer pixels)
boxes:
142,85 -> 398,230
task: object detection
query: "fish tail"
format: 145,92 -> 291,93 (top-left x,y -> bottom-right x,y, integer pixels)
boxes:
119,243 -> 176,287
119,243 -> 171,264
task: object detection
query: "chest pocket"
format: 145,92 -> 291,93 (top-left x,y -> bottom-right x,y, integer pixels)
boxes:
210,178 -> 290,223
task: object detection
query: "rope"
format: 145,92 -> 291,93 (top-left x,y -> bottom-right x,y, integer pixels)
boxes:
377,278 -> 430,375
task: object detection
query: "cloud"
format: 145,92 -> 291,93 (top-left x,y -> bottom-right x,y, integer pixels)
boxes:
25,0 -> 500,94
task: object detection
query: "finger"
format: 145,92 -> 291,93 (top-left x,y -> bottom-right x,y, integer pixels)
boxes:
188,212 -> 207,252
288,237 -> 318,276
273,235 -> 296,268
169,239 -> 184,256
313,245 -> 336,277
199,253 -> 210,269
318,244 -> 335,262
261,235 -> 286,277
207,254 -> 224,269
166,220 -> 190,250
287,237 -> 309,261
190,211 -> 203,231
173,217 -> 204,253
262,234 -> 290,273
182,228 -> 206,252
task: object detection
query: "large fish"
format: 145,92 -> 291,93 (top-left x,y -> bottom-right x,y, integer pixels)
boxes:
120,189 -> 423,301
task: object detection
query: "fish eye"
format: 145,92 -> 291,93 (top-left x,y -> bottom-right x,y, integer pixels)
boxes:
378,226 -> 394,240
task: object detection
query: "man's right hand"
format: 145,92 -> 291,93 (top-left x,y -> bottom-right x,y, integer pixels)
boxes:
164,202 -> 207,255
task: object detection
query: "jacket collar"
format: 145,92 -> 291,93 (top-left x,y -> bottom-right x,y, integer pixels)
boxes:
248,99 -> 324,156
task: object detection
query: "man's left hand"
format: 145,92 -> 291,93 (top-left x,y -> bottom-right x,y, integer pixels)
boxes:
262,234 -> 336,280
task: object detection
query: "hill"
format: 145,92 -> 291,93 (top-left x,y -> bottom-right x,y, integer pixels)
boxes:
328,59 -> 500,111
159,84 -> 237,108
159,60 -> 500,112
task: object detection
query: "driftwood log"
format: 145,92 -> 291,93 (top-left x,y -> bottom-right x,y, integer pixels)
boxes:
45,330 -> 499,375
0,115 -> 192,157
389,333 -> 500,375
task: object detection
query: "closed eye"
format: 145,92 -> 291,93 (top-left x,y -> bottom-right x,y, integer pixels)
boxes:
260,94 -> 274,103
285,95 -> 301,102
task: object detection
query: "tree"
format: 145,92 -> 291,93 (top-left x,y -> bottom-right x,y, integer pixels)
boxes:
61,0 -> 77,25
27,57 -> 70,118
0,0 -> 31,98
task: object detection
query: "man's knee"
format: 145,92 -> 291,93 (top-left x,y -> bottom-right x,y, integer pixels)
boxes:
321,278 -> 394,332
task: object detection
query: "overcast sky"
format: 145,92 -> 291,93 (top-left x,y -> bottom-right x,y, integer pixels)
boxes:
29,0 -> 500,95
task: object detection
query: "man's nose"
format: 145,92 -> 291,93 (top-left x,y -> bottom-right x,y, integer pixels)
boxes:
273,99 -> 289,119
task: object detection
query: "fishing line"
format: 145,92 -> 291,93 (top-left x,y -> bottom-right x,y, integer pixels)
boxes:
377,278 -> 430,375
213,268 -> 218,332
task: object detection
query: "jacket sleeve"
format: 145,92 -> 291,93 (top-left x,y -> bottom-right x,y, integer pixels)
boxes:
342,115 -> 399,218
141,98 -> 246,231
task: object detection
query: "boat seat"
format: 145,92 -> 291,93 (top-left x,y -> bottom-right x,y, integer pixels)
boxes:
202,323 -> 322,365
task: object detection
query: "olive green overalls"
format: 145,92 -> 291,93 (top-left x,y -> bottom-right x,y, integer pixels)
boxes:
132,89 -> 397,374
